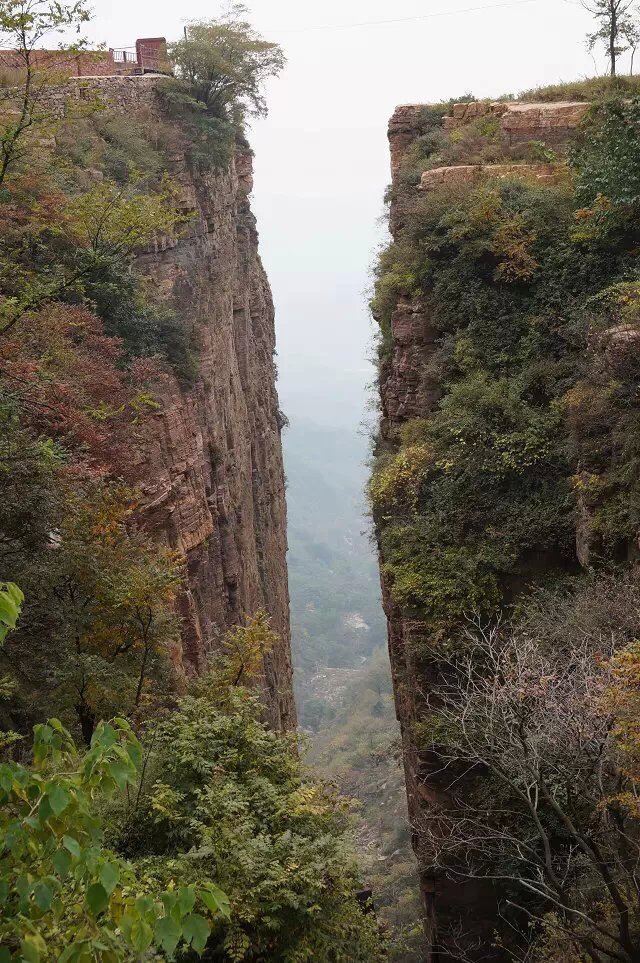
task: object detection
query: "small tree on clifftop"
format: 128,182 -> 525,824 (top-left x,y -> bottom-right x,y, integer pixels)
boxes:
168,4 -> 285,124
581,0 -> 638,76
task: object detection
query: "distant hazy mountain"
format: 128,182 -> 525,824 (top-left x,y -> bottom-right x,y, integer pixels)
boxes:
282,417 -> 386,683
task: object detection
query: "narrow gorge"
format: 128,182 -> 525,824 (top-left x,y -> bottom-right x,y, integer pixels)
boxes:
0,15 -> 386,958
5,3 -> 640,961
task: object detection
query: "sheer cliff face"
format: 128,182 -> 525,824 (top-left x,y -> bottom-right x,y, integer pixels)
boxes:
378,101 -> 588,957
79,78 -> 295,731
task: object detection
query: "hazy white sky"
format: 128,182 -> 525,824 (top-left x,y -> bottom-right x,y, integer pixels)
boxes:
85,0 -> 600,427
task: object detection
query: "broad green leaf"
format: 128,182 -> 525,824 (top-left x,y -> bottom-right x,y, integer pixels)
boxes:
127,738 -> 143,770
53,849 -> 72,877
200,884 -> 231,919
86,882 -> 109,916
91,723 -> 117,751
177,885 -> 196,915
37,794 -> 52,824
118,912 -> 135,943
130,919 -> 154,954
20,933 -> 46,963
0,583 -> 23,645
99,861 -> 119,895
155,915 -> 182,956
33,881 -> 53,912
63,835 -> 81,859
46,783 -> 71,817
106,760 -> 132,790
182,914 -> 210,955
0,946 -> 11,963
134,894 -> 154,917
0,764 -> 14,792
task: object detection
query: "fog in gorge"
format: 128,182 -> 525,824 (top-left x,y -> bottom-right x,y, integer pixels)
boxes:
87,0 -> 597,438
81,3 -> 609,952
82,0 -> 601,650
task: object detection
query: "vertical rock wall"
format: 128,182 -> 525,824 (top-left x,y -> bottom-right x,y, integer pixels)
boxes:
80,77 -> 295,731
377,99 -> 588,958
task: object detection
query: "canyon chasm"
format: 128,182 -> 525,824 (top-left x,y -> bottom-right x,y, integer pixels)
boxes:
5,12 -> 640,957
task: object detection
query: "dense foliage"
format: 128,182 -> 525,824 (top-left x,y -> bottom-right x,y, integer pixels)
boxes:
372,97 -> 640,640
0,7 -> 383,961
111,678 -> 384,961
161,5 -> 285,173
0,713 -> 230,962
418,576 -> 640,962
371,91 -> 640,958
1,609 -> 385,962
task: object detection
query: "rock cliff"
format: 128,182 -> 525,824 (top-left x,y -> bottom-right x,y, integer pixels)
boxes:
377,99 -> 589,957
74,76 -> 295,731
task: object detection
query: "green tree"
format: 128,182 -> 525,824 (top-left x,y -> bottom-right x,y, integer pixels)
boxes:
0,716 -> 230,962
571,97 -> 640,238
0,0 -> 91,188
168,5 -> 285,123
0,582 -> 22,644
112,666 -> 386,962
3,484 -> 183,742
0,175 -> 185,337
581,0 -> 637,76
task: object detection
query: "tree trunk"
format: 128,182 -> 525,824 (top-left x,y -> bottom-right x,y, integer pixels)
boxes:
76,695 -> 96,746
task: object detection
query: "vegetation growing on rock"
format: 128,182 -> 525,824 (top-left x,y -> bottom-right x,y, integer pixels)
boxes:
0,4 -> 384,960
372,85 -> 640,958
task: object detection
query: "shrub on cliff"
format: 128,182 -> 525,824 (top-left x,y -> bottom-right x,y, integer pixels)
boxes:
0,0 -> 91,188
98,615 -> 387,962
0,715 -> 230,961
161,6 -> 285,173
2,598 -> 386,962
372,87 -> 640,957
169,6 -> 285,123
371,98 -> 640,636
415,574 -> 640,962
571,97 -> 640,238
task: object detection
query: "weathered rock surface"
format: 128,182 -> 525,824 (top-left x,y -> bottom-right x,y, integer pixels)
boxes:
379,100 -> 586,957
83,77 -> 295,731
420,161 -> 563,191
442,99 -> 588,144
388,100 -> 588,179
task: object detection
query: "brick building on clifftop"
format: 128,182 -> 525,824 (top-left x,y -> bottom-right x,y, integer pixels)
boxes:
0,36 -> 171,78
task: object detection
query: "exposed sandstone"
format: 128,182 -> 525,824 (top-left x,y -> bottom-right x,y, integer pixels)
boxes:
420,161 -> 562,191
388,104 -> 440,175
75,76 -> 295,731
388,100 -> 589,180
379,99 -> 588,958
443,99 -> 589,144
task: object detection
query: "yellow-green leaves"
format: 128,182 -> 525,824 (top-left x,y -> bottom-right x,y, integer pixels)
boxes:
0,582 -> 23,644
0,716 -> 229,961
64,176 -> 187,258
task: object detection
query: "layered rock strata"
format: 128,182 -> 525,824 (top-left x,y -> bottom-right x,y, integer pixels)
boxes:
78,76 -> 295,731
378,100 -> 587,957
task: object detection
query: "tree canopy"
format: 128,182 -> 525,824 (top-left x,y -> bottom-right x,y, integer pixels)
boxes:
168,5 -> 285,123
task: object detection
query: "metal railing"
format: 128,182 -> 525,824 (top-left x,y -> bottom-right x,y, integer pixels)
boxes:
111,47 -> 137,65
